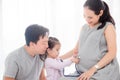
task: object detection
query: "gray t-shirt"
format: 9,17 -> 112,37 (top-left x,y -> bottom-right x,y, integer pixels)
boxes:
4,46 -> 44,80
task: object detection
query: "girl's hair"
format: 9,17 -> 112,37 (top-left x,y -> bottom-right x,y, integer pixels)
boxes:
48,37 -> 60,49
44,37 -> 60,58
84,0 -> 115,29
40,37 -> 60,61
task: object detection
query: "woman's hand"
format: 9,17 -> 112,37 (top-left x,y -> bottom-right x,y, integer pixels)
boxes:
77,66 -> 97,80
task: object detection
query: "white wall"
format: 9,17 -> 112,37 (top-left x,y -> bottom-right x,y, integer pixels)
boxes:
0,0 -> 4,79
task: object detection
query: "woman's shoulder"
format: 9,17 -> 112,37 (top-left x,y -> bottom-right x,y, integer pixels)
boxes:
103,22 -> 115,31
81,23 -> 88,30
105,22 -> 114,27
82,23 -> 88,27
104,22 -> 116,34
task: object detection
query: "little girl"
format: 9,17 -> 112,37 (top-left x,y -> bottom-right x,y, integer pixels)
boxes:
45,37 -> 79,80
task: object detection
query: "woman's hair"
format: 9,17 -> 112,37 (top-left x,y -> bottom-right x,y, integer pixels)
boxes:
84,0 -> 115,29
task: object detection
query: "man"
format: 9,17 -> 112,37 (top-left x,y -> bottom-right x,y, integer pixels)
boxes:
3,24 -> 49,80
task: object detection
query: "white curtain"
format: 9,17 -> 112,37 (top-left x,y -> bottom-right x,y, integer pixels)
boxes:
0,0 -> 120,79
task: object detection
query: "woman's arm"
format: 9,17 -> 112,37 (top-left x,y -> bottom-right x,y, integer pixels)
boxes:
59,27 -> 82,60
95,24 -> 117,69
59,50 -> 74,59
59,41 -> 79,60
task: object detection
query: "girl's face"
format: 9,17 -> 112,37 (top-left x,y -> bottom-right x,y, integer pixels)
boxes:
83,7 -> 102,27
47,44 -> 61,59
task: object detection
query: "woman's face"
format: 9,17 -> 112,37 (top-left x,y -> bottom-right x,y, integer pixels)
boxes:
83,7 -> 101,27
47,44 -> 61,59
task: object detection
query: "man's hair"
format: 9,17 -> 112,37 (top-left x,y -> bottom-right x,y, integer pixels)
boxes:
25,24 -> 49,46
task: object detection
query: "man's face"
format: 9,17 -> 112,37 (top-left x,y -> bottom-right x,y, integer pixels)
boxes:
34,35 -> 49,54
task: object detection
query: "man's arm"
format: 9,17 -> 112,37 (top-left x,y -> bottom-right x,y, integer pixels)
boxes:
39,68 -> 46,80
3,77 -> 15,80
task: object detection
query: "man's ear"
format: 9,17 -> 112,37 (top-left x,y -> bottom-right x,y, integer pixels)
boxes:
29,42 -> 35,47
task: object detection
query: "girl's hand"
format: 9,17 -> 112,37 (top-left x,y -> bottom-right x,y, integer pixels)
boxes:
72,47 -> 80,64
71,56 -> 80,64
77,66 -> 97,80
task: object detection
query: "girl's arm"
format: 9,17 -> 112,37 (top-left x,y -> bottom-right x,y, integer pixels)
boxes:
45,58 -> 72,70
